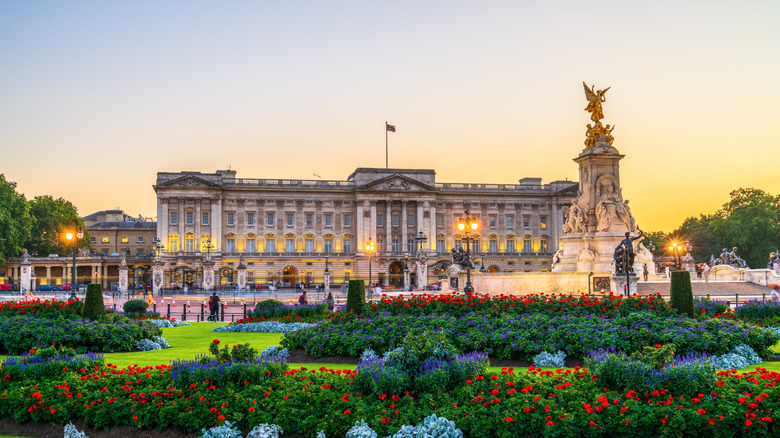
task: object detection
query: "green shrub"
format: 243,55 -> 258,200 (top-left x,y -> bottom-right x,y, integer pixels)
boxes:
123,299 -> 149,315
81,283 -> 106,320
670,270 -> 694,317
254,299 -> 284,311
346,280 -> 366,314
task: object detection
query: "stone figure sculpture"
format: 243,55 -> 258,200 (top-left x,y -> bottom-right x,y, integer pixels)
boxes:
450,246 -> 472,269
577,241 -> 596,272
712,247 -> 747,268
562,200 -> 587,234
634,242 -> 653,266
596,182 -> 632,232
551,248 -> 563,269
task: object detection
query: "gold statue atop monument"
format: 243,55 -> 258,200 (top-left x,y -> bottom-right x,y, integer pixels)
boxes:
583,82 -> 615,149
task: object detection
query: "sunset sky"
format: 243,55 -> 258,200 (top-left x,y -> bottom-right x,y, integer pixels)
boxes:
1,1 -> 778,232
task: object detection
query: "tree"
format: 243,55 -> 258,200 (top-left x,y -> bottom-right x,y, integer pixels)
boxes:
82,283 -> 106,320
0,174 -> 32,265
709,188 -> 780,268
671,215 -> 721,263
25,195 -> 88,256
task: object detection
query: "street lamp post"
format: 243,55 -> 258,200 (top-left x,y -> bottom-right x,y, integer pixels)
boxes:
65,221 -> 83,301
323,254 -> 330,300
365,238 -> 376,288
456,210 -> 479,293
669,242 -> 684,270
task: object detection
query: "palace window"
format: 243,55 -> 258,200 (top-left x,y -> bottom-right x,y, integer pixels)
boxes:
266,238 -> 275,253
185,234 -> 195,253
343,239 -> 351,254
102,249 -> 109,256
473,239 -> 481,253
324,239 -> 333,253
489,239 -> 497,253
267,212 -> 275,226
202,211 -> 209,225
506,215 -> 514,228
226,238 -> 235,253
186,211 -> 194,225
407,239 -> 414,253
247,213 -> 255,226
392,239 -> 399,253
227,213 -> 235,226
437,238 -> 445,251
377,213 -> 384,227
324,213 -> 333,227
286,238 -> 294,253
305,238 -> 314,253
137,237 -> 144,243
90,237 -> 96,243
523,216 -> 530,229
540,237 -> 549,253
344,271 -> 351,282
506,239 -> 515,253
392,213 -> 399,227
168,235 -> 179,253
407,213 -> 414,228
121,237 -> 128,243
489,216 -> 497,228
343,214 -> 351,227
170,211 -> 178,225
305,213 -> 313,226
286,213 -> 294,227
437,214 -> 444,228
246,238 -> 255,253
200,235 -> 212,252
540,215 -> 547,229
523,237 -> 532,253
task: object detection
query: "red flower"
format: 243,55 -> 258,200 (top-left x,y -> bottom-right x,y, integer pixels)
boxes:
344,410 -> 351,415
213,339 -> 220,344
133,416 -> 138,420
505,417 -> 513,422
746,420 -> 753,426
546,421 -> 555,426
218,415 -> 225,421
697,409 -> 706,416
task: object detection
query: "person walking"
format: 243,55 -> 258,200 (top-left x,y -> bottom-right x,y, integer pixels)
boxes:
210,292 -> 220,321
298,290 -> 308,305
703,264 -> 710,282
695,264 -> 703,281
664,265 -> 671,281
207,298 -> 214,321
642,264 -> 649,282
771,285 -> 780,304
326,292 -> 335,312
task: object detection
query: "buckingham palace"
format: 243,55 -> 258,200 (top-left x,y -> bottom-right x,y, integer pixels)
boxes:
153,167 -> 578,290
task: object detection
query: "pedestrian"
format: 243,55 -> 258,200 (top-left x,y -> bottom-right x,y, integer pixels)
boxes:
642,264 -> 649,282
299,290 -> 307,305
695,264 -> 703,281
703,264 -> 710,282
326,292 -> 335,312
771,285 -> 780,304
664,265 -> 671,281
207,298 -> 213,321
210,292 -> 220,321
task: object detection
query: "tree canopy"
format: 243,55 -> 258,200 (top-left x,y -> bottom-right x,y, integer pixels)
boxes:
25,195 -> 88,256
0,175 -> 32,265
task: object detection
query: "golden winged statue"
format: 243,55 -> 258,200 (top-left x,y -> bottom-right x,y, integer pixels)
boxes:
583,82 -> 610,122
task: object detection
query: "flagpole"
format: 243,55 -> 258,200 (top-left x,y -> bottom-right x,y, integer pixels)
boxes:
385,121 -> 388,168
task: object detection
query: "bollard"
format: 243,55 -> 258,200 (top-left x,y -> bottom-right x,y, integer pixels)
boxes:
221,303 -> 225,322
231,314 -> 234,322
182,303 -> 187,321
113,303 -> 117,311
736,293 -> 739,308
153,303 -> 157,313
763,293 -> 766,303
243,304 -> 247,318
201,303 -> 205,321
167,303 -> 171,318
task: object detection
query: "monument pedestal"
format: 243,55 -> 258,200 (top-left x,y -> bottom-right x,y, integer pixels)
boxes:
611,274 -> 638,296
152,260 -> 165,295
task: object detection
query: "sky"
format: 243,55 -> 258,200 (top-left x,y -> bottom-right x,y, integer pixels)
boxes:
1,0 -> 778,232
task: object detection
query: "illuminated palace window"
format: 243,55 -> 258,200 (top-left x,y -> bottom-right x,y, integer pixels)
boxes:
226,237 -> 235,253
246,236 -> 255,253
286,238 -> 294,253
343,238 -> 351,254
266,237 -> 276,252
305,238 -> 314,253
506,237 -> 515,253
200,235 -> 212,252
489,238 -> 497,253
523,236 -> 532,253
184,233 -> 195,252
324,239 -> 333,253
168,235 -> 179,253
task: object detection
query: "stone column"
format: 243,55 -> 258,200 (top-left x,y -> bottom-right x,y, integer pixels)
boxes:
212,197 -> 223,253
401,202 -> 408,253
370,201 -> 377,250
195,199 -> 201,249
118,259 -> 128,294
151,260 -> 165,295
385,202 -> 392,252
429,204 -> 437,253
160,198 -> 169,248
45,266 -> 51,286
356,201 -> 364,250
20,255 -> 31,293
236,255 -> 247,291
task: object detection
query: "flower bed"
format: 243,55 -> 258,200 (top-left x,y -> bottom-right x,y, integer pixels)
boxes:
0,298 -> 82,318
0,315 -> 161,354
211,321 -> 315,333
371,292 -> 673,317
281,312 -> 778,360
1,358 -> 779,436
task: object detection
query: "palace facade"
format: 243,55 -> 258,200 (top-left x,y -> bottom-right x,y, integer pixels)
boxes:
154,168 -> 578,289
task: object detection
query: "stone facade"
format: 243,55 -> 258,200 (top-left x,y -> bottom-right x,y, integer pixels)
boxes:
153,168 -> 578,290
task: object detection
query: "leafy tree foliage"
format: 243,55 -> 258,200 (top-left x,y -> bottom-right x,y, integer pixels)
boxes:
25,195 -> 87,256
709,188 -> 780,268
0,175 -> 32,265
671,215 -> 721,263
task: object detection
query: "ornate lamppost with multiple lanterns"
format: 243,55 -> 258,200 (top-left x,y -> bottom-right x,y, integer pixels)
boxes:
365,238 -> 376,287
668,241 -> 691,270
456,210 -> 479,293
65,220 -> 83,300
